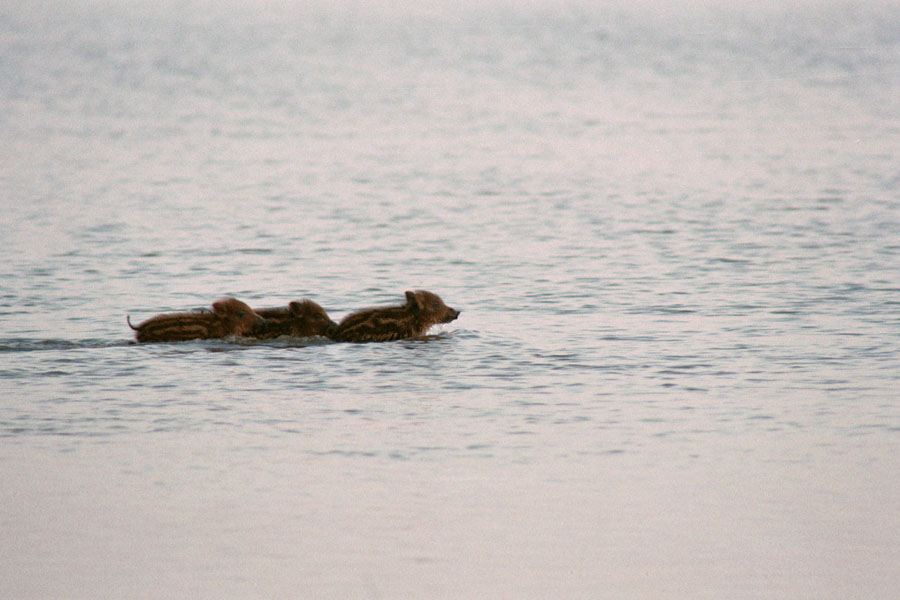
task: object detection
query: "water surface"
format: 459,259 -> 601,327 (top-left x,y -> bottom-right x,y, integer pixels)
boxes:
2,1 -> 899,597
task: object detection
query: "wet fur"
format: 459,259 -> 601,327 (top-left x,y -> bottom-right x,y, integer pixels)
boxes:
331,290 -> 459,343
252,299 -> 337,339
127,297 -> 267,343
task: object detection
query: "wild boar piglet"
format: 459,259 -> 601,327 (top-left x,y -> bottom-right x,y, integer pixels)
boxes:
252,299 -> 337,339
331,290 -> 459,343
128,297 -> 268,343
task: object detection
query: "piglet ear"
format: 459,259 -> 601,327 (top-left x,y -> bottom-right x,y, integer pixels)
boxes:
405,290 -> 424,310
212,298 -> 237,315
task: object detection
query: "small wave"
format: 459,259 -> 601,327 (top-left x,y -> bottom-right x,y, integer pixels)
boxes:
0,338 -> 132,352
0,329 -> 466,353
226,335 -> 336,348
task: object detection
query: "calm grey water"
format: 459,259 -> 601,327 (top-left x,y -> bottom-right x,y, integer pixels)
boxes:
2,0 -> 899,597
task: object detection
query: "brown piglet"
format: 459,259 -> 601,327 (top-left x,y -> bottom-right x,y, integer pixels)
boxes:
331,290 -> 460,343
127,297 -> 269,343
252,299 -> 337,339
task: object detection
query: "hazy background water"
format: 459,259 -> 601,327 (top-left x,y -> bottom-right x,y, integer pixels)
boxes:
2,0 -> 899,598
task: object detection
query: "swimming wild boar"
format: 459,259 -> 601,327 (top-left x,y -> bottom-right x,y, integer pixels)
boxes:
331,290 -> 460,343
127,297 -> 268,343
252,299 -> 337,339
